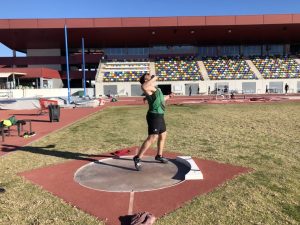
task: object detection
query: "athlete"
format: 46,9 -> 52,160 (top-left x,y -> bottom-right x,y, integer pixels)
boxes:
133,73 -> 173,171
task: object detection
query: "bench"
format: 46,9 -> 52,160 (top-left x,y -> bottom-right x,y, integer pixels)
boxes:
176,156 -> 203,180
0,116 -> 32,141
1,116 -> 17,141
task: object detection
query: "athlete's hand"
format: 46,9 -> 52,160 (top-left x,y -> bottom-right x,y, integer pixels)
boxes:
169,92 -> 175,98
143,97 -> 147,104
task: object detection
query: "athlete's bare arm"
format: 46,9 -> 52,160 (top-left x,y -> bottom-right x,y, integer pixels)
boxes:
142,75 -> 157,95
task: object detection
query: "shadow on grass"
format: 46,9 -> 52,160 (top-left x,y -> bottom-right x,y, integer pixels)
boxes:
282,203 -> 300,223
2,144 -> 140,171
1,144 -> 112,162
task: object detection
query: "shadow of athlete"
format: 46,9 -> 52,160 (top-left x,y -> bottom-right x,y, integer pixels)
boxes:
133,73 -> 173,171
1,144 -> 112,162
0,187 -> 5,193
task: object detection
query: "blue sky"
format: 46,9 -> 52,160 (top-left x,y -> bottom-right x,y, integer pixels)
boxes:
1,0 -> 300,56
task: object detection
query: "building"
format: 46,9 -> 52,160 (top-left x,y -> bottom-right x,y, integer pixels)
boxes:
0,14 -> 300,96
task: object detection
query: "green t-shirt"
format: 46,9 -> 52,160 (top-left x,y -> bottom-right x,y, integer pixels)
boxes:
146,88 -> 165,114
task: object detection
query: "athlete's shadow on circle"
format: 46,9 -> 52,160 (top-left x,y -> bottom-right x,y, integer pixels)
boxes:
112,157 -> 190,180
93,159 -> 137,171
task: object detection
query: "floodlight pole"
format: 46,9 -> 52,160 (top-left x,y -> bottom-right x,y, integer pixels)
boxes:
82,37 -> 86,97
64,25 -> 71,104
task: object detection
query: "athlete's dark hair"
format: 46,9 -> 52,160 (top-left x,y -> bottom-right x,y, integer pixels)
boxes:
139,72 -> 149,84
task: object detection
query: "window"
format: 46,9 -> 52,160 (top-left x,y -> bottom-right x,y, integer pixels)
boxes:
243,45 -> 261,56
220,46 -> 240,56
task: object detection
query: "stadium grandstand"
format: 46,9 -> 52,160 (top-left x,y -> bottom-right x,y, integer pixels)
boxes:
0,14 -> 300,98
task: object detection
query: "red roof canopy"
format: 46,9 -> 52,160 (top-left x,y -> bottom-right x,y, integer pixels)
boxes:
0,14 -> 300,51
0,68 -> 61,79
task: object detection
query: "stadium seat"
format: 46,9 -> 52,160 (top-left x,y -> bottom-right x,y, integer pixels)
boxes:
155,56 -> 203,81
251,56 -> 300,79
202,56 -> 256,80
102,61 -> 150,82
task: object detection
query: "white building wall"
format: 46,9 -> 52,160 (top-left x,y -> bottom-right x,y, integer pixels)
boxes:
51,79 -> 64,88
2,80 -> 299,99
0,88 -> 95,99
98,79 -> 300,96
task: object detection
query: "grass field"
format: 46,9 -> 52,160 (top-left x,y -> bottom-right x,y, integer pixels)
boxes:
0,102 -> 299,225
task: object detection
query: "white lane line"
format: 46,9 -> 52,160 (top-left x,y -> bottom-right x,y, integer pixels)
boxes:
128,191 -> 135,215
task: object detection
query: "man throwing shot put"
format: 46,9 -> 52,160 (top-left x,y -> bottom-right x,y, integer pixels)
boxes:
133,73 -> 173,171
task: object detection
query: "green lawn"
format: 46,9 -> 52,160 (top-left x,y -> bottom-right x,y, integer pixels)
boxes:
0,102 -> 299,225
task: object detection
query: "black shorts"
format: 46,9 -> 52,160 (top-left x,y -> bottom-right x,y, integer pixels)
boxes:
146,113 -> 166,135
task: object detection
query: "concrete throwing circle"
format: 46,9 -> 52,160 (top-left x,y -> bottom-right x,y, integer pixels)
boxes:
74,156 -> 190,192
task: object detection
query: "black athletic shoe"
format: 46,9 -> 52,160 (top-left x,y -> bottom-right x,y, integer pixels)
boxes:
133,156 -> 142,171
0,187 -> 5,193
155,155 -> 168,163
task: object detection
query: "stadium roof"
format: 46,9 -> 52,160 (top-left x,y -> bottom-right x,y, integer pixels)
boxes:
0,14 -> 300,51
